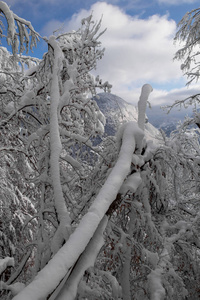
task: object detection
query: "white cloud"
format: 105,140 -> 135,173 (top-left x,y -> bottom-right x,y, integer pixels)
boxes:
41,1 -> 194,107
149,83 -> 200,106
109,82 -> 200,108
157,0 -> 198,4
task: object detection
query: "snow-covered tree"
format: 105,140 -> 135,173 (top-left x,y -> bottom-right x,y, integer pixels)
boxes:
0,47 -> 39,299
1,2 -> 200,299
172,7 -> 200,113
174,7 -> 200,86
0,2 -> 112,299
158,7 -> 200,298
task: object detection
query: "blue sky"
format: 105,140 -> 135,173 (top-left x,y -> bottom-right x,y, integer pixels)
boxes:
2,0 -> 200,108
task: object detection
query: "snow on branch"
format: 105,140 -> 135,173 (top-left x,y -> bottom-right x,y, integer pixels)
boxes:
51,216 -> 108,300
48,35 -> 71,254
137,84 -> 153,131
174,8 -> 200,85
0,1 -> 15,42
0,1 -> 40,55
13,121 -> 145,300
0,257 -> 14,275
147,268 -> 165,300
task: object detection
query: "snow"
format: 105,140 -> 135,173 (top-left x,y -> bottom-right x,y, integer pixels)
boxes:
147,268 -> 165,300
0,2 -> 15,43
25,65 -> 39,76
13,121 -> 145,300
27,126 -> 49,148
1,5 -> 198,298
95,118 -> 105,135
54,216 -> 108,300
144,249 -> 159,269
132,153 -> 144,167
116,121 -> 144,153
61,154 -> 82,169
167,220 -> 190,244
120,172 -> 142,194
174,220 -> 190,230
0,257 -> 14,275
19,91 -> 35,107
97,110 -> 106,126
4,90 -> 37,117
4,101 -> 14,114
95,270 -> 122,299
13,13 -> 35,34
48,35 -> 71,230
138,84 -> 153,131
143,139 -> 158,162
95,92 -> 160,145
0,86 -> 7,94
58,80 -> 72,115
144,122 -> 161,145
1,282 -> 26,296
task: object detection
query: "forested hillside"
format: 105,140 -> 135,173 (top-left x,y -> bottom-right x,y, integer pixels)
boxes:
0,2 -> 200,299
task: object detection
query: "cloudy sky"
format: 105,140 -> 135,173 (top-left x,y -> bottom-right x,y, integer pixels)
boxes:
2,0 -> 200,110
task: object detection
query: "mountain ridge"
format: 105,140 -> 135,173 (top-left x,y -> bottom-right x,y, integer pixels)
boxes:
94,92 -> 160,142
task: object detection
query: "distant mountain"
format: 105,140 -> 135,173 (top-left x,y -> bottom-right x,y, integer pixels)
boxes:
94,93 -> 159,142
94,93 -> 195,139
146,105 -> 193,136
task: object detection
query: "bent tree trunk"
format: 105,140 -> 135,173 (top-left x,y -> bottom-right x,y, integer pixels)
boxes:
13,121 -> 145,300
13,85 -> 152,300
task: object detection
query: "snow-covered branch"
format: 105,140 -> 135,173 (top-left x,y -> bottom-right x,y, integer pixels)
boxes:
0,1 -> 40,54
138,84 -> 153,131
13,121 -> 144,300
0,257 -> 14,276
48,36 -> 71,252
